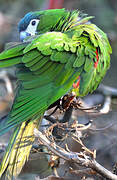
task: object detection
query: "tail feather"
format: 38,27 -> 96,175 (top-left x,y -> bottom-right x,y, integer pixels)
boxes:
0,120 -> 38,179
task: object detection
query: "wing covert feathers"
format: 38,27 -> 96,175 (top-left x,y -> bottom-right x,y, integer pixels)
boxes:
0,23 -> 111,134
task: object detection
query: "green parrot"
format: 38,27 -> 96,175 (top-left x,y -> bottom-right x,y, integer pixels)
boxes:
0,9 -> 111,179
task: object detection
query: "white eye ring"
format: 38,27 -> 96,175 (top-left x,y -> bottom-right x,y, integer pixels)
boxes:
30,19 -> 39,27
26,19 -> 40,36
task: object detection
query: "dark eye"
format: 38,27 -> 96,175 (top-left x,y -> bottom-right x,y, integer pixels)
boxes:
31,20 -> 36,26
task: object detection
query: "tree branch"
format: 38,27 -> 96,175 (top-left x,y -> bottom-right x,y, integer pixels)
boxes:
34,128 -> 117,180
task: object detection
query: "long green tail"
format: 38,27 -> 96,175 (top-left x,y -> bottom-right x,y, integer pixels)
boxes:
0,120 -> 38,179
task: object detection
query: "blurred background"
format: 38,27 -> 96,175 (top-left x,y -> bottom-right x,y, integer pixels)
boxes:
0,0 -> 117,179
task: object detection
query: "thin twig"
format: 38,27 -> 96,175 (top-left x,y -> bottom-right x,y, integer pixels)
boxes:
34,128 -> 117,180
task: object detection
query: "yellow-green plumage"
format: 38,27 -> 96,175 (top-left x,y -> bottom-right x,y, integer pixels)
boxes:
0,121 -> 38,179
0,9 -> 112,179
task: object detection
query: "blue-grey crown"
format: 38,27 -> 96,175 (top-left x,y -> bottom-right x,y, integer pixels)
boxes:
18,12 -> 39,32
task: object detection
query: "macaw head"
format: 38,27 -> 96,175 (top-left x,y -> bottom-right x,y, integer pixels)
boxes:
18,8 -> 69,41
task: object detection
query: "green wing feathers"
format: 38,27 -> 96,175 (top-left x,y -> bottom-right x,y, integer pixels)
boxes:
0,21 -> 111,179
0,42 -> 27,67
0,28 -> 111,132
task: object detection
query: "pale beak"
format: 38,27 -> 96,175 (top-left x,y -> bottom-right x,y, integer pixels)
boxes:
20,31 -> 31,41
